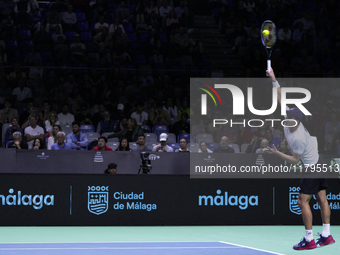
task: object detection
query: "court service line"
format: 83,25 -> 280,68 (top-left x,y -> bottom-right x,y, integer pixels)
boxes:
219,241 -> 284,255
0,247 -> 244,251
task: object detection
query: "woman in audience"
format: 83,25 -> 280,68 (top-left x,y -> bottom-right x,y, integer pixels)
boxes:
47,124 -> 62,150
32,138 -> 45,150
45,111 -> 60,134
277,140 -> 292,155
115,138 -> 132,151
175,138 -> 190,152
198,141 -> 213,153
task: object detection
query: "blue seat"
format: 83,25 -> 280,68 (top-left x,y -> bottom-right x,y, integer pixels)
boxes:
80,125 -> 95,133
6,140 -> 13,148
78,22 -> 90,31
141,125 -> 151,132
18,30 -> 32,40
65,31 -> 76,41
20,40 -> 33,50
5,40 -> 18,50
178,133 -> 194,143
123,24 -> 134,33
167,143 -> 180,151
159,33 -> 168,43
152,125 -> 169,141
40,51 -> 53,62
126,33 -> 138,42
75,12 -> 86,21
207,143 -> 220,152
80,31 -> 92,41
133,54 -> 147,64
139,33 -> 149,43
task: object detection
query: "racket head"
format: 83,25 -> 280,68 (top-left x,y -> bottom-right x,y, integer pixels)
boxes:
261,20 -> 277,49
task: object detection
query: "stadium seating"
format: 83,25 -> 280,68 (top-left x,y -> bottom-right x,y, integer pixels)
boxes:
195,133 -> 214,143
144,133 -> 157,143
178,133 -> 194,143
80,125 -> 95,133
241,143 -> 249,153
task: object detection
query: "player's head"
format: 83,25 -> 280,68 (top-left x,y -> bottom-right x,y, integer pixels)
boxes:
286,107 -> 303,125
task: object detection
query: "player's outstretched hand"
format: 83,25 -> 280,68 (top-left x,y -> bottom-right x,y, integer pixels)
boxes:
266,144 -> 278,154
266,67 -> 276,82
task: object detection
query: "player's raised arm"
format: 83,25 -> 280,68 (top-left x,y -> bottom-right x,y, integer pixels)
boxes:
266,67 -> 281,105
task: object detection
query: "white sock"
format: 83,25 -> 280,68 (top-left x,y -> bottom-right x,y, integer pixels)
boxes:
322,224 -> 330,237
305,229 -> 313,242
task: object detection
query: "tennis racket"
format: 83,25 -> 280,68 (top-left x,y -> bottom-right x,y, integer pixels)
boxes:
261,20 -> 277,73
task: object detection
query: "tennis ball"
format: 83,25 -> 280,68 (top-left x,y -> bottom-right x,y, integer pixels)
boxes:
262,30 -> 270,36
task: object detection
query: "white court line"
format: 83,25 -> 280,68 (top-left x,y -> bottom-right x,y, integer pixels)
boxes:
0,241 -> 219,244
0,247 -> 243,251
219,241 -> 284,255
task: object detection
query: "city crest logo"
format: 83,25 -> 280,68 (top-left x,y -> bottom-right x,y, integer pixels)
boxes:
289,187 -> 301,215
88,186 -> 109,215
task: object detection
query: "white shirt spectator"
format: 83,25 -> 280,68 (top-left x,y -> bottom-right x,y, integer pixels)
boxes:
109,23 -> 126,34
278,28 -> 291,41
131,111 -> 148,126
58,112 -> 75,125
24,125 -> 44,141
152,144 -> 174,152
175,6 -> 186,18
163,105 -> 178,118
159,6 -> 173,17
63,12 -> 77,24
94,22 -> 109,31
45,120 -> 60,133
12,87 -> 33,102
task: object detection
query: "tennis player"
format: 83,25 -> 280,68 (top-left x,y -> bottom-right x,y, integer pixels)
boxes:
265,68 -> 335,250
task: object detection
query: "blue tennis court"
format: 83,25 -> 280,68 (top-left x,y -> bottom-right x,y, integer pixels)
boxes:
0,241 -> 283,255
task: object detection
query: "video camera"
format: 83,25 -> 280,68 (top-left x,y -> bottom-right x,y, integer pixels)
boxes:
139,151 -> 152,174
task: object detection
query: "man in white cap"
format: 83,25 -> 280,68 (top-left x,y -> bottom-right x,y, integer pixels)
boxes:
152,133 -> 174,152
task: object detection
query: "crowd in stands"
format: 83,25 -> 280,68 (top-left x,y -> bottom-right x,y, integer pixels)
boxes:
0,0 -> 340,156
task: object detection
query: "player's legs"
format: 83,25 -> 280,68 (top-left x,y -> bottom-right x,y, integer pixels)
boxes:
315,189 -> 330,224
298,193 -> 313,230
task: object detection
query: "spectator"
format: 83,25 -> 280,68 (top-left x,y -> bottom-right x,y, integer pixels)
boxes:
52,26 -> 65,44
198,141 -> 213,153
149,102 -> 172,127
58,103 -> 75,125
115,1 -> 133,23
146,0 -> 159,25
66,121 -> 89,150
62,5 -> 77,31
172,112 -> 190,135
214,136 -> 235,153
12,78 -> 33,103
325,112 -> 340,146
175,138 -> 190,152
1,15 -> 16,40
4,117 -> 23,144
51,131 -> 72,150
265,128 -> 280,148
93,136 -> 113,151
163,97 -> 177,118
116,137 -> 132,151
97,110 -> 115,135
292,23 -> 305,44
159,0 -> 172,19
166,10 -> 179,32
237,125 -> 251,146
47,124 -> 62,150
277,23 -> 292,48
93,27 -> 112,58
39,100 -> 52,121
104,163 -> 117,174
215,122 -> 237,144
46,4 -> 62,31
179,8 -> 194,32
175,0 -> 186,18
107,118 -> 144,142
45,111 -> 60,134
175,26 -> 189,54
256,139 -> 270,154
21,106 -> 45,130
32,138 -> 45,150
177,99 -> 192,119
70,34 -> 87,64
7,131 -> 28,149
131,102 -> 148,126
34,24 -> 52,51
135,1 -> 147,30
24,115 -> 44,148
135,134 -> 149,151
152,133 -> 174,152
54,36 -> 70,63
293,13 -> 316,38
109,17 -> 126,35
0,100 -> 18,124
24,46 -> 42,66
245,132 -> 261,153
75,103 -> 93,125
94,16 -> 109,34
91,0 -> 108,22
277,140 -> 292,156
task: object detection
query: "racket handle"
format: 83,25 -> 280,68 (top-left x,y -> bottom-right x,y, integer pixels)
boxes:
267,60 -> 271,72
